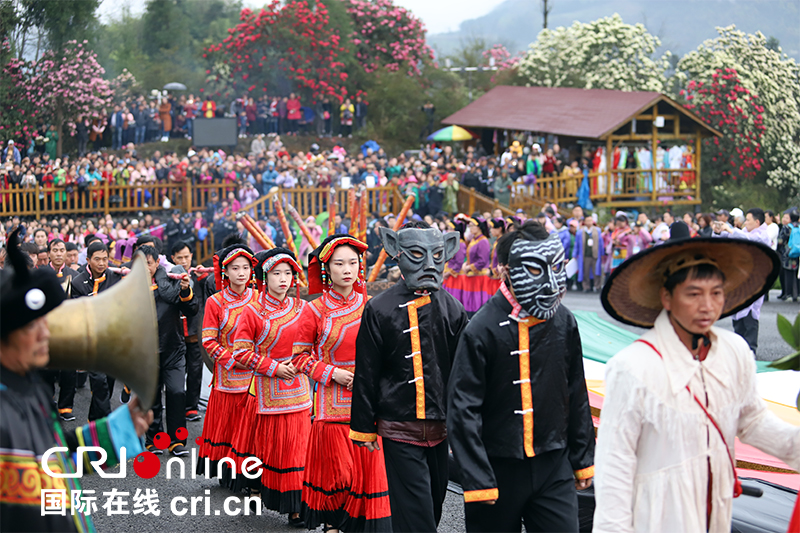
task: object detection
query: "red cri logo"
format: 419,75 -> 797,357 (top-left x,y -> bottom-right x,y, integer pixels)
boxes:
132,427 -> 189,479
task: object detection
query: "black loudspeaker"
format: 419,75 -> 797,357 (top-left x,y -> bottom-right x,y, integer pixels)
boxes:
192,118 -> 238,147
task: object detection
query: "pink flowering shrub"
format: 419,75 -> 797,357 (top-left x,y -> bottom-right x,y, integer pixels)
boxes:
481,44 -> 522,83
1,40 -> 111,153
346,0 -> 433,76
0,44 -> 39,144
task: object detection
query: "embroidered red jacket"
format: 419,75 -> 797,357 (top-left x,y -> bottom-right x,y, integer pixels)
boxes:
202,286 -> 258,393
292,289 -> 365,422
233,292 -> 311,415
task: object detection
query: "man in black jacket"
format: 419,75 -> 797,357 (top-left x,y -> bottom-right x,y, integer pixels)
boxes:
76,117 -> 89,157
71,241 -> 123,421
447,221 -> 594,533
170,240 -> 206,422
39,238 -> 81,421
350,221 -> 469,532
165,209 -> 188,254
140,245 -> 198,457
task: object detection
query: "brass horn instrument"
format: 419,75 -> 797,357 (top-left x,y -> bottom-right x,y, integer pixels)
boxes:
46,253 -> 159,409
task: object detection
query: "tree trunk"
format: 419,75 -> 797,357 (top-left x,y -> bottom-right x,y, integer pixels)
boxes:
542,0 -> 552,29
34,30 -> 42,61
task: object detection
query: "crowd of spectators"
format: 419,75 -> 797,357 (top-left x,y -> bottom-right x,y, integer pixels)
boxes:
2,136 -> 528,219
5,90 -> 373,163
3,125 -> 798,308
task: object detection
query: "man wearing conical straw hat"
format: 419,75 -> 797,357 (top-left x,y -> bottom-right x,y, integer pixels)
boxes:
593,221 -> 800,532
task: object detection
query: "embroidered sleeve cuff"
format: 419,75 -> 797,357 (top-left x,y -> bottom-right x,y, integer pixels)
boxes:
574,466 -> 594,480
224,356 -> 237,370
258,359 -> 279,377
464,488 -> 499,503
319,364 -> 335,385
349,430 -> 377,442
180,287 -> 193,302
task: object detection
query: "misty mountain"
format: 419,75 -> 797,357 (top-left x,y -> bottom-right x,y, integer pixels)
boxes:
428,0 -> 799,60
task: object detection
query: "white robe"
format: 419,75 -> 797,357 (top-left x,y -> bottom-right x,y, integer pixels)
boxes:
593,309 -> 800,533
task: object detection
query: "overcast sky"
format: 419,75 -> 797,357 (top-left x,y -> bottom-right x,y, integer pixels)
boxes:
96,0 -> 507,35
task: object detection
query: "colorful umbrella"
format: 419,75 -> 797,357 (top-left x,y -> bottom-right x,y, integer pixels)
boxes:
427,125 -> 477,142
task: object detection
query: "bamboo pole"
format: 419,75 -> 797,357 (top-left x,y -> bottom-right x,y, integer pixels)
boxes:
239,213 -> 275,250
348,188 -> 359,238
287,203 -> 319,250
367,193 -> 415,282
328,187 -> 336,236
272,195 -> 307,286
359,185 -> 368,243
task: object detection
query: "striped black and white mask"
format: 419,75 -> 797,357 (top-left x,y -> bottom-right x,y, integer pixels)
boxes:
507,234 -> 567,320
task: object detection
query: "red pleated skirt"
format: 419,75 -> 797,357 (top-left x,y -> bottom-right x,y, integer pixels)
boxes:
229,394 -> 311,514
301,421 -> 392,532
196,388 -> 246,479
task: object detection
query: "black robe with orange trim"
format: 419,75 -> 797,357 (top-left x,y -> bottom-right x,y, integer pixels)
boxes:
349,279 -> 469,442
70,267 -> 122,299
446,291 -> 595,503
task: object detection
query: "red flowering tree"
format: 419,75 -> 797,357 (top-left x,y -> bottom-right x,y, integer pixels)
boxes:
681,68 -> 765,182
204,1 -> 349,102
346,0 -> 433,75
26,40 -> 113,156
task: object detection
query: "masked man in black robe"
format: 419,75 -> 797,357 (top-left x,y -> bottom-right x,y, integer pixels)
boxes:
0,228 -> 152,533
447,220 -> 595,533
350,221 -> 469,532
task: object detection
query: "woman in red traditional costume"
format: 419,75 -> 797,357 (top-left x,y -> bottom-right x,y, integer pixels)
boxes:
230,247 -> 310,527
197,243 -> 259,485
293,234 -> 392,533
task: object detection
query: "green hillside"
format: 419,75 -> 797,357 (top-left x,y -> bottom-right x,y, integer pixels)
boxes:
429,0 -> 799,59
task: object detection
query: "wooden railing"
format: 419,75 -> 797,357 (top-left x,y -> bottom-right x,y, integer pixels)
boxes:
528,168 -> 700,208
0,182 -> 234,218
457,186 -> 568,219
458,187 -> 516,218
194,228 -> 217,266
0,183 -> 404,220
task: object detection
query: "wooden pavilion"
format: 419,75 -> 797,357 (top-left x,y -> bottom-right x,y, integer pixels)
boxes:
442,86 -> 723,209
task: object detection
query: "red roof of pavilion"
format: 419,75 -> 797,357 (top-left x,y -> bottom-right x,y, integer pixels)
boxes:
441,86 -> 720,139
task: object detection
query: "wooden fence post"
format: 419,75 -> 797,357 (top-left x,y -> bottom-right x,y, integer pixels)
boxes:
468,188 -> 476,214
104,179 -> 110,215
34,183 -> 41,220
185,180 -> 193,214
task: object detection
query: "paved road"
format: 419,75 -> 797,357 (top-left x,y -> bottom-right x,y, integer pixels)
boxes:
64,289 -> 795,531
70,395 -> 466,532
